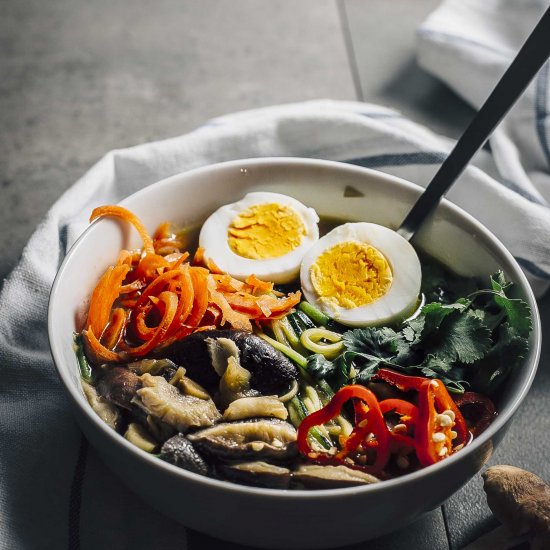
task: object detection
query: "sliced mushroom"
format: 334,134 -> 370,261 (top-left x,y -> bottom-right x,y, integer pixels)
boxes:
218,461 -> 290,489
291,464 -> 380,490
136,373 -> 221,432
127,358 -> 178,377
463,465 -> 550,550
146,414 -> 176,442
81,380 -> 120,429
157,329 -> 298,394
188,419 -> 297,461
159,433 -> 209,476
223,396 -> 288,421
124,422 -> 157,453
218,356 -> 259,407
178,376 -> 211,400
96,366 -> 141,410
206,337 -> 240,376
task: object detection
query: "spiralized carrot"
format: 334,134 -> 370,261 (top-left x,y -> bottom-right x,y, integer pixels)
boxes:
82,206 -> 302,365
83,328 -> 121,364
165,264 -> 194,337
86,264 -> 130,337
101,308 -> 128,350
125,291 -> 178,357
90,205 -> 155,255
186,267 -> 209,327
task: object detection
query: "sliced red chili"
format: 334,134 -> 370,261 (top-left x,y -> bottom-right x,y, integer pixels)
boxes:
296,385 -> 390,474
380,398 -> 418,449
379,398 -> 418,421
416,380 -> 469,466
453,392 -> 496,437
373,368 -> 426,392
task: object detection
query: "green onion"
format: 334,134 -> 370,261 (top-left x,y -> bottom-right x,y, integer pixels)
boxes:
271,319 -> 290,347
279,316 -> 307,355
316,379 -> 335,403
294,310 -> 316,330
298,301 -> 330,326
304,385 -> 323,412
290,396 -> 332,450
287,400 -> 303,428
73,333 -> 93,383
256,331 -> 309,372
287,313 -> 305,338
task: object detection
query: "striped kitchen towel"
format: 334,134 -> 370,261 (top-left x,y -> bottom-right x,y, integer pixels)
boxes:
417,0 -> 550,290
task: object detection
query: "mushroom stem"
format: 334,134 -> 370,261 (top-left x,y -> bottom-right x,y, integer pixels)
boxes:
462,465 -> 550,550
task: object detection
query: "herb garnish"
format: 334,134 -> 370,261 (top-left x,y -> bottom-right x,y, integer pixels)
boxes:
306,271 -> 531,395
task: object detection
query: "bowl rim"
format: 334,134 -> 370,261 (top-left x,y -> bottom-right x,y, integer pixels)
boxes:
48,156 -> 542,500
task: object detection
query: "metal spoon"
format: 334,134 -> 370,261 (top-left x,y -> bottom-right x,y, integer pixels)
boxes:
397,6 -> 550,241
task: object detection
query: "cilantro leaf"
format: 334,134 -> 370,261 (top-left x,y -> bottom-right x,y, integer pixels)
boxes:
422,310 -> 492,364
411,355 -> 469,394
489,272 -> 532,337
303,270 -> 531,397
416,301 -> 469,338
470,321 -> 529,394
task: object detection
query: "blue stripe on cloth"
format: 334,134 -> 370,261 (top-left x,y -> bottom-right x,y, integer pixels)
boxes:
535,60 -> 550,168
59,223 -> 69,260
345,151 -> 446,168
347,153 -> 548,207
501,178 -> 548,206
515,257 -> 550,280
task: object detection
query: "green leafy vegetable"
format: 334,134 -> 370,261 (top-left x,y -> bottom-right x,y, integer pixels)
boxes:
73,332 -> 93,383
306,271 -> 531,396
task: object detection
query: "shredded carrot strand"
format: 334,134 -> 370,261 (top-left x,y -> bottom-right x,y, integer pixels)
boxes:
186,267 -> 209,327
126,291 -> 178,357
165,264 -> 194,337
83,329 -> 121,363
207,276 -> 252,331
90,205 -> 155,255
86,264 -> 130,337
101,308 -> 128,350
83,206 -> 304,363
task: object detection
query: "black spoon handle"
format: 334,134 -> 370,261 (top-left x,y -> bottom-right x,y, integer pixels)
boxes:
397,6 -> 550,241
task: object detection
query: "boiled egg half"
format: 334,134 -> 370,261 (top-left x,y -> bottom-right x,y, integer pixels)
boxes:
300,222 -> 421,326
199,192 -> 319,283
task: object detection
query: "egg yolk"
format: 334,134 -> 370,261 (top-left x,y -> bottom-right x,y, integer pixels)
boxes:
228,203 -> 306,259
310,241 -> 393,309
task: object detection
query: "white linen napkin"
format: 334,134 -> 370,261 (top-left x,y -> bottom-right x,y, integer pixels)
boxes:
1,92 -> 550,550
417,0 -> 550,216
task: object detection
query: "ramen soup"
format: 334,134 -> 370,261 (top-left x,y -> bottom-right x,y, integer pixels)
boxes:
76,194 -> 531,490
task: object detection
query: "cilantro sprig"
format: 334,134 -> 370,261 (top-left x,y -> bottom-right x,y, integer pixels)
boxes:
307,271 -> 531,395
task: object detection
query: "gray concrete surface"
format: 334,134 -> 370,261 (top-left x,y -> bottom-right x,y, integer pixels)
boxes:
1,1 -> 548,549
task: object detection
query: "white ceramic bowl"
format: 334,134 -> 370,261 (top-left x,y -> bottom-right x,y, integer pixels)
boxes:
48,158 -> 541,549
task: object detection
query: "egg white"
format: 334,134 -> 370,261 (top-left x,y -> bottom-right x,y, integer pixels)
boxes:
300,222 -> 422,326
199,192 -> 320,283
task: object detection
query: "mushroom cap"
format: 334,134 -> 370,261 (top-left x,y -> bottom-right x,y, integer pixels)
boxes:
483,465 -> 550,547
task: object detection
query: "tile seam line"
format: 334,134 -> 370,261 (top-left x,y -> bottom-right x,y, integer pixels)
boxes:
336,0 -> 364,102
441,504 -> 453,550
